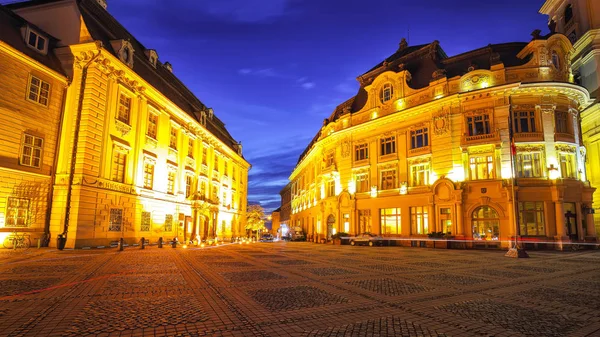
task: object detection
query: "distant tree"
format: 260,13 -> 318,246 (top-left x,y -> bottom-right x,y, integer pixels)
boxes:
245,204 -> 266,239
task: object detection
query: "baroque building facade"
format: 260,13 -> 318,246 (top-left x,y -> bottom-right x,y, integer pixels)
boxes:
289,32 -> 596,248
540,0 -> 600,235
0,0 -> 249,249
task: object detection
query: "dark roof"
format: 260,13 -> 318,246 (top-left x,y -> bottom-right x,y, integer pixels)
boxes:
0,4 -> 65,75
8,0 -> 242,156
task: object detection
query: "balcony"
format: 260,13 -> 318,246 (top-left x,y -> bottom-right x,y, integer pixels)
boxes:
186,156 -> 195,168
408,146 -> 431,157
555,132 -> 575,143
200,164 -> 209,177
462,132 -> 499,145
145,135 -> 157,149
514,132 -> 543,142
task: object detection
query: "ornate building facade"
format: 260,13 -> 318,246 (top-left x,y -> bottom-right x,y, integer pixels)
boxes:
540,0 -> 600,235
289,33 -> 596,248
0,0 -> 249,249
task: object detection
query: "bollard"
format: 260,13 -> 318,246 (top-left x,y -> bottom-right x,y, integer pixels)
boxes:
119,237 -> 124,251
158,237 -> 163,248
140,237 -> 145,249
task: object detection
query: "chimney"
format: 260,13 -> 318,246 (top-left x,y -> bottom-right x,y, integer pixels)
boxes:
164,62 -> 173,72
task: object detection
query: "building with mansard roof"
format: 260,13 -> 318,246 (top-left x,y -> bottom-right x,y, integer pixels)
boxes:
0,0 -> 250,248
289,29 -> 596,249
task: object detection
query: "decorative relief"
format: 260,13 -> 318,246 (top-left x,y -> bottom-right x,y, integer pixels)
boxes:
462,74 -> 490,90
145,135 -> 157,149
536,104 -> 556,114
407,156 -> 431,164
432,113 -> 449,136
512,104 -> 536,110
114,119 -> 132,137
341,138 -> 350,158
516,144 -> 545,152
468,146 -> 495,154
555,144 -> 576,153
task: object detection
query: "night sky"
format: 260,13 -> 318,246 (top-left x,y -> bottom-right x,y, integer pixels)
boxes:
10,0 -> 551,212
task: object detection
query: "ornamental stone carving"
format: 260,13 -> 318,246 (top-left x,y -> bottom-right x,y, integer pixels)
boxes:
432,113 -> 449,136
555,144 -> 576,153
341,138 -> 351,158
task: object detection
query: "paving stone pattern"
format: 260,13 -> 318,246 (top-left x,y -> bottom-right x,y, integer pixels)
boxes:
1,243 -> 599,337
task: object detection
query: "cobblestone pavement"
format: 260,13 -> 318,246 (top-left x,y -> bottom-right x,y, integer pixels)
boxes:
1,243 -> 600,337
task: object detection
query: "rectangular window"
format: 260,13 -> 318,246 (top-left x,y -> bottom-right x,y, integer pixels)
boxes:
327,180 -> 335,198
232,167 -> 237,181
555,111 -> 569,134
164,214 -> 173,232
513,111 -> 536,133
212,184 -> 219,201
117,94 -> 131,124
469,155 -> 494,180
410,206 -> 429,235
559,153 -> 576,178
5,197 -> 30,227
467,114 -> 491,136
380,169 -> 396,190
213,155 -> 219,172
224,161 -> 228,177
143,162 -> 154,189
325,152 -> 334,167
355,173 -> 369,193
169,126 -> 178,149
26,29 -> 47,52
516,152 -> 543,178
222,192 -> 227,206
20,134 -> 43,168
109,208 -> 123,232
27,75 -> 50,106
202,147 -> 207,165
185,175 -> 193,198
167,170 -> 175,194
410,128 -> 429,149
147,113 -> 158,139
355,143 -> 369,161
141,211 -> 151,232
188,139 -> 194,158
410,162 -> 430,186
380,136 -> 396,156
380,208 -> 401,235
199,180 -> 206,196
111,150 -> 126,183
519,202 -> 545,236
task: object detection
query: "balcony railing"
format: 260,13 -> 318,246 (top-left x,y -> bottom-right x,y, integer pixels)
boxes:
514,132 -> 543,142
555,132 -> 575,143
408,146 -> 431,156
462,132 -> 499,144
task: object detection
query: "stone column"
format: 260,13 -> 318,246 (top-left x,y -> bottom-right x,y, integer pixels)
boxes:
456,203 -> 464,236
428,204 -> 436,233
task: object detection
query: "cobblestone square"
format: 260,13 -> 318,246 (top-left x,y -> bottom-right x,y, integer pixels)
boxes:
1,243 -> 599,336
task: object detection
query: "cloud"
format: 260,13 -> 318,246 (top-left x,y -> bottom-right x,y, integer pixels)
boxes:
301,82 -> 315,89
238,68 -> 282,78
335,81 -> 358,94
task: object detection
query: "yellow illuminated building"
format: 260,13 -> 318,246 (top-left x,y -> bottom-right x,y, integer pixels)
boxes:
0,0 -> 249,249
289,35 -> 596,248
540,0 -> 600,236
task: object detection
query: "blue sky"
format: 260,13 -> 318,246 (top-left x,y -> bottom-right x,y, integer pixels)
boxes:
8,0 -> 551,213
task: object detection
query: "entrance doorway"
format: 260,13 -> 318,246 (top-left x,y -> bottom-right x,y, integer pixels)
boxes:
327,214 -> 335,240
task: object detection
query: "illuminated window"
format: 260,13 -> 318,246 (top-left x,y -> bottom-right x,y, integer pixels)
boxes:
224,161 -> 228,177
5,197 -> 30,227
551,51 -> 560,69
559,152 -> 576,178
188,138 -> 194,158
185,174 -> 193,198
169,126 -> 178,149
358,209 -> 372,234
554,111 -> 570,134
325,152 -> 335,167
472,206 -> 499,240
355,143 -> 369,161
232,166 -> 237,181
380,136 -> 396,156
202,147 -> 207,165
355,172 -> 369,193
516,152 -> 543,178
469,155 -> 494,180
212,184 -> 219,201
410,162 -> 430,186
466,114 -> 491,136
164,214 -> 173,232
167,170 -> 175,195
20,134 -> 43,168
26,28 -> 47,53
380,169 -> 396,190
143,162 -> 154,189
410,206 -> 429,235
222,192 -> 227,206
513,111 -> 536,133
111,149 -> 126,183
410,127 -> 429,149
519,202 -> 544,236
147,113 -> 158,139
380,208 -> 400,234
327,180 -> 335,198
109,208 -> 123,232
27,75 -> 50,106
379,83 -> 394,103
141,211 -> 151,232
213,155 -> 219,172
117,94 -> 131,124
199,180 -> 206,196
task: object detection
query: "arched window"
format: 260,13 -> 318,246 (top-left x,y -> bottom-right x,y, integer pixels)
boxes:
551,51 -> 560,69
564,4 -> 573,24
472,206 -> 499,241
379,83 -> 394,103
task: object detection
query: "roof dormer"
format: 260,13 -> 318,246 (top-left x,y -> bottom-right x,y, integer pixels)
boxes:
144,49 -> 158,68
164,62 -> 173,73
110,39 -> 134,68
96,0 -> 107,9
25,25 -> 48,55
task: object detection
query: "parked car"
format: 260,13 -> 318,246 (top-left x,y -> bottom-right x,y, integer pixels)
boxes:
350,233 -> 384,247
290,228 -> 306,241
260,233 -> 274,242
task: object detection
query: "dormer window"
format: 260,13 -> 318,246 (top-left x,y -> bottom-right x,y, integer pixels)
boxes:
111,40 -> 134,68
145,49 -> 158,68
379,83 -> 393,103
26,27 -> 47,54
564,4 -> 573,24
551,51 -> 560,69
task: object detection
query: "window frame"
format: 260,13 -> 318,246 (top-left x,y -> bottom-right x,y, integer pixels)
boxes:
466,113 -> 492,136
167,169 -> 176,195
410,206 -> 429,235
410,162 -> 430,186
512,111 -> 537,134
5,197 -> 30,227
379,83 -> 394,104
25,27 -> 48,54
516,151 -> 543,178
355,172 -> 369,193
469,154 -> 495,180
26,74 -> 50,107
117,93 -> 132,124
380,208 -> 401,235
354,143 -> 369,162
410,127 -> 429,149
559,152 -> 577,178
20,133 -> 44,168
146,112 -> 158,139
519,201 -> 545,236
108,208 -> 123,232
111,146 -> 127,183
379,136 -> 396,157
141,211 -> 151,232
169,125 -> 178,150
143,161 -> 155,189
380,168 -> 397,190
554,111 -> 571,135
